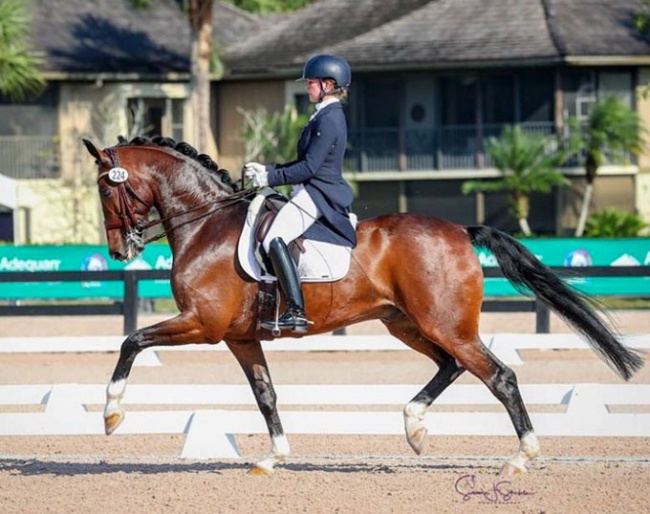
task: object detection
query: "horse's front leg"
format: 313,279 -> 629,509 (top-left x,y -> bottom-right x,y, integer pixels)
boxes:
226,340 -> 289,475
105,312 -> 206,435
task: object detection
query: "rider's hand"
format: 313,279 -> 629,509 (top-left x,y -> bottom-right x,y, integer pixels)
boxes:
243,162 -> 269,188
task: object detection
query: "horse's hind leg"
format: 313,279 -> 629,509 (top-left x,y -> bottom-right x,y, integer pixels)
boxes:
383,319 -> 465,455
226,339 -> 288,475
439,334 -> 540,476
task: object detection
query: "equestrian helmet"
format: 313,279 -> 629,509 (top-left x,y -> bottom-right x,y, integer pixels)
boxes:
298,54 -> 351,89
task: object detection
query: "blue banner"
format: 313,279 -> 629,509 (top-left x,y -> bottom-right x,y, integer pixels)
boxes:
0,245 -> 172,299
476,238 -> 650,296
0,239 -> 649,299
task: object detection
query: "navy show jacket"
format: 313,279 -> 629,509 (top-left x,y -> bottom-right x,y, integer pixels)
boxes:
266,102 -> 357,248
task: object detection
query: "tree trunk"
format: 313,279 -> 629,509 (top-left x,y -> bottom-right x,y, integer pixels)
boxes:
575,154 -> 598,237
188,0 -> 214,154
514,192 -> 532,236
574,183 -> 593,237
518,217 -> 532,237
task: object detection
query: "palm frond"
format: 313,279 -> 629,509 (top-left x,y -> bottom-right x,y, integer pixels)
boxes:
584,96 -> 644,162
0,0 -> 44,100
0,0 -> 31,43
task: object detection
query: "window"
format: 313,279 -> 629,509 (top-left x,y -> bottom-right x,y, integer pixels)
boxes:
519,71 -> 554,122
563,69 -> 634,121
482,74 -> 515,124
599,71 -> 633,106
0,85 -> 58,136
127,97 -> 184,140
171,99 -> 184,141
0,85 -> 60,179
440,76 -> 476,126
563,70 -> 596,121
364,79 -> 400,128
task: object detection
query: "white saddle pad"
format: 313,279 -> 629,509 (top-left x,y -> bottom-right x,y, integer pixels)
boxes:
237,189 -> 356,283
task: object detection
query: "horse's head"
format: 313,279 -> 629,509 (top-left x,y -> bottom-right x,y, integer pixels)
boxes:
83,138 -> 154,261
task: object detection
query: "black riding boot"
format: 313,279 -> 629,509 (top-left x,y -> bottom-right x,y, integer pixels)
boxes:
261,237 -> 309,334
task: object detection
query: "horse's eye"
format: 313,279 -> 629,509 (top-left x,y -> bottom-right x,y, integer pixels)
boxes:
100,188 -> 112,198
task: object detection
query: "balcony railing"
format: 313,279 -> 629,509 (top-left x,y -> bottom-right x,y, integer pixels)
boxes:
0,136 -> 61,179
345,122 -> 558,172
0,123 -> 629,179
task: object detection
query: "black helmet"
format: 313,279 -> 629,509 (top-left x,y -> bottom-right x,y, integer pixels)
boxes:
298,54 -> 351,89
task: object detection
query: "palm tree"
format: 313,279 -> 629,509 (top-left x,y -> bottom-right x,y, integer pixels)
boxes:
462,126 -> 569,236
0,0 -> 44,100
570,96 -> 645,237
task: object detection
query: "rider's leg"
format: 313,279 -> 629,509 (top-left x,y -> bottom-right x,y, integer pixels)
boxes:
262,237 -> 309,332
261,186 -> 320,333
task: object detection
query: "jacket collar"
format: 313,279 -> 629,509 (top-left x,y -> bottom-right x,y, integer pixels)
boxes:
309,98 -> 340,121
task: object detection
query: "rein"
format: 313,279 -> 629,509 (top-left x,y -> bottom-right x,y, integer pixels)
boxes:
142,188 -> 255,244
98,147 -> 256,245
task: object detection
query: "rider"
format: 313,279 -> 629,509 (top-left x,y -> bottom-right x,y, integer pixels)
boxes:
243,54 -> 357,334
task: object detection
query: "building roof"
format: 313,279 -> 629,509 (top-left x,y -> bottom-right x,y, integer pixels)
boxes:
547,0 -> 650,57
29,0 -> 260,76
26,0 -> 650,79
223,0 -> 650,77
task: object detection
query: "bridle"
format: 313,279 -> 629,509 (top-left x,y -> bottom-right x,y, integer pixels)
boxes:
97,146 -> 256,245
97,148 -> 150,234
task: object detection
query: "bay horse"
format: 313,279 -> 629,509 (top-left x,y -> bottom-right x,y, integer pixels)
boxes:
83,136 -> 643,476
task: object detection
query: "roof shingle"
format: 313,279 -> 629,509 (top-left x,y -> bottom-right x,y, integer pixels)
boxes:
25,0 -> 650,77
29,0 -> 259,75
223,0 -> 650,76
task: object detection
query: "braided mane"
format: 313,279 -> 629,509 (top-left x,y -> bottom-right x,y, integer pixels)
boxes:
116,135 -> 239,191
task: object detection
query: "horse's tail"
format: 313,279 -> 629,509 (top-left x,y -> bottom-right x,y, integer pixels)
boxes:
466,225 -> 644,381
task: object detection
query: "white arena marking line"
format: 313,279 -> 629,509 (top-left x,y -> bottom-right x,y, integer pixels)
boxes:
1,333 -> 648,367
1,384 -> 649,459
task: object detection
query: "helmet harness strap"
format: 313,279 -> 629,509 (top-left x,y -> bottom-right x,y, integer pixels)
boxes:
317,79 -> 346,102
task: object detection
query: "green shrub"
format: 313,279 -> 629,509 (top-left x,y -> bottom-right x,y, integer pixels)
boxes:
583,208 -> 649,237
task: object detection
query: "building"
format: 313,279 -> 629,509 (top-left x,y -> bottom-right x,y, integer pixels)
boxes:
1,0 -> 649,242
220,0 -> 650,234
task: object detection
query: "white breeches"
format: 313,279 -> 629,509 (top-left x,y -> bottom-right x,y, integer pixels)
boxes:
262,185 -> 321,253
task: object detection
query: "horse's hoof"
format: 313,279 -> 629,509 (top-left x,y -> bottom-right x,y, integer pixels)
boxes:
406,427 -> 428,455
500,461 -> 526,478
104,410 -> 125,435
248,464 -> 274,476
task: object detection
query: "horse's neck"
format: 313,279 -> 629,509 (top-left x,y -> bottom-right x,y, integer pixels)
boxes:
151,156 -> 225,214
151,161 -> 240,250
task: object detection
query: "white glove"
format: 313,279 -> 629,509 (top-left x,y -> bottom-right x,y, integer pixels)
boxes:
243,162 -> 269,188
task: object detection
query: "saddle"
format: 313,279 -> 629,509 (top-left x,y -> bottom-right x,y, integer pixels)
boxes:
237,188 -> 356,284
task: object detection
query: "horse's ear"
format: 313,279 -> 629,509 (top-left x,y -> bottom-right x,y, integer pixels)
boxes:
82,138 -> 109,165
